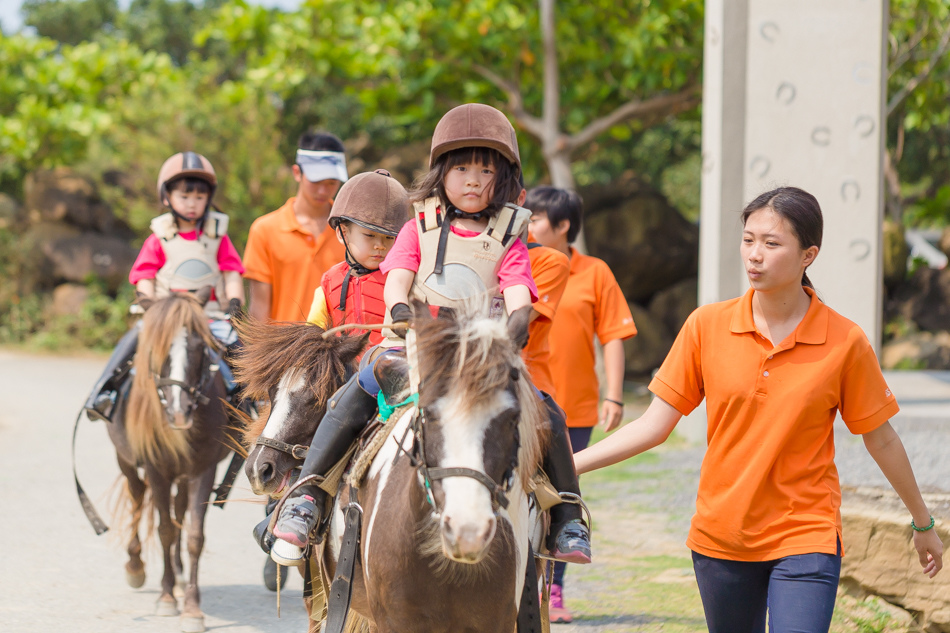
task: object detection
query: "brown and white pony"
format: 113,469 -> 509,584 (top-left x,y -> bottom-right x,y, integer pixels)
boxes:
108,292 -> 235,633
237,302 -> 548,633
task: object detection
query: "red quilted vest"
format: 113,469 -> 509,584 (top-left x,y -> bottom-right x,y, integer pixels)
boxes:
321,262 -> 388,347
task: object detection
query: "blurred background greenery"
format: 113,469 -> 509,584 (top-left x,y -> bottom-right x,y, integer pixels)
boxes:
0,0 -> 948,359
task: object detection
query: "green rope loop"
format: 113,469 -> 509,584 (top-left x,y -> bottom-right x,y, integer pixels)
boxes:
377,391 -> 419,422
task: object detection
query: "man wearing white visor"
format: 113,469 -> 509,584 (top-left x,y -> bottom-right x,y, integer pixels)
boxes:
245,131 -> 349,325
243,131 -> 350,591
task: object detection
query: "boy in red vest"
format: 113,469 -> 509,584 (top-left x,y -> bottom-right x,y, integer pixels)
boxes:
306,169 -> 410,347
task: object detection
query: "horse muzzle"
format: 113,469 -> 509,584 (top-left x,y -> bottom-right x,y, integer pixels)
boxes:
440,514 -> 497,563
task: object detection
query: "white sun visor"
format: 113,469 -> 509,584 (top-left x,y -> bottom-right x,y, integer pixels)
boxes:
296,149 -> 348,183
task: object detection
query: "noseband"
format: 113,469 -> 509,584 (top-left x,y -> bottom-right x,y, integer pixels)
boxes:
401,369 -> 522,515
153,345 -> 218,430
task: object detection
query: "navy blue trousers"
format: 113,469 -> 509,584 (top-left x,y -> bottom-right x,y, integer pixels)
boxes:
691,542 -> 841,633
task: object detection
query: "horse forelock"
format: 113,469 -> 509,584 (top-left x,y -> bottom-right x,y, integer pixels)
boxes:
414,309 -> 547,490
230,319 -> 365,446
127,294 -> 215,469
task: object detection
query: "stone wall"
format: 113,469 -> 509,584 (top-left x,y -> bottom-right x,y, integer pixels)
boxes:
841,489 -> 950,632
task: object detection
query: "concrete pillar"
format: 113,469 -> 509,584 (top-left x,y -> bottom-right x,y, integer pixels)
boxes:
700,0 -> 888,349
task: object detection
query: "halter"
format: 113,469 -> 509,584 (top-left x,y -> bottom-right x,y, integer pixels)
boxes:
152,344 -> 218,430
401,331 -> 521,515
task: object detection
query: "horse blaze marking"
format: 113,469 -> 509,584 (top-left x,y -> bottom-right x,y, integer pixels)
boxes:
261,368 -> 307,441
169,328 -> 188,414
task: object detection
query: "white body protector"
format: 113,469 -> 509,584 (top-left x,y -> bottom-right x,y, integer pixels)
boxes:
150,211 -> 230,319
409,197 -> 531,319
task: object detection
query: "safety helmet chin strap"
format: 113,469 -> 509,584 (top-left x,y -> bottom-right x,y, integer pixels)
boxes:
336,226 -> 373,315
162,187 -> 212,232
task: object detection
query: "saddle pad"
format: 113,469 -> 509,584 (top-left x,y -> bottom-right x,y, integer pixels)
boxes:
346,407 -> 411,487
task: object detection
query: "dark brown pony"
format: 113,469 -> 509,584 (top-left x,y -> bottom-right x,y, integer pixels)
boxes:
108,292 -> 234,633
239,301 -> 548,632
230,319 -> 366,497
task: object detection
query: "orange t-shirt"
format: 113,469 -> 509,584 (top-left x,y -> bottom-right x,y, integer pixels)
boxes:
650,288 -> 899,561
523,242 -> 570,397
549,248 -> 637,428
243,197 -> 345,322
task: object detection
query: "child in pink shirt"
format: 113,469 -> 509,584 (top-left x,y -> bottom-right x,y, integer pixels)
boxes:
83,152 -> 245,423
269,105 -> 590,572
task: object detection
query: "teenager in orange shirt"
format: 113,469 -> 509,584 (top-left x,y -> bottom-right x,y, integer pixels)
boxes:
527,186 -> 637,622
244,131 -> 348,322
575,187 -> 944,633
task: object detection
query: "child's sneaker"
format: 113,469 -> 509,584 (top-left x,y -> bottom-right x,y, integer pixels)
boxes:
548,584 -> 573,624
272,495 -> 318,548
550,518 -> 592,564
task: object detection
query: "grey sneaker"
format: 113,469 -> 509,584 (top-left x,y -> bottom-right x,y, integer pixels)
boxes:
550,518 -> 592,564
272,495 -> 318,548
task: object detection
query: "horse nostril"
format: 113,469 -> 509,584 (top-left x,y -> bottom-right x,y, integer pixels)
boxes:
259,462 -> 274,484
442,516 -> 454,539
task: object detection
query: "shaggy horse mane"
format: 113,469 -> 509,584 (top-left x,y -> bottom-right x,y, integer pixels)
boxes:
230,318 -> 366,447
126,293 -> 219,469
411,300 -> 548,490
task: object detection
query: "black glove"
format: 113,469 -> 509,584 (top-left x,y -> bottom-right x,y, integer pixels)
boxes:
227,298 -> 243,319
390,302 -> 412,325
390,302 -> 412,339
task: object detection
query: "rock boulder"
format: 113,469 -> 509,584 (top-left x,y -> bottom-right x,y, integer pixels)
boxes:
582,180 -> 698,303
624,302 -> 674,377
840,489 -> 950,632
24,168 -> 133,238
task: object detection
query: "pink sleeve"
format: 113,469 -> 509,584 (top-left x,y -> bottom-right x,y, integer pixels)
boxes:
129,235 -> 165,285
216,235 -> 245,274
380,219 -> 421,274
498,238 -> 538,301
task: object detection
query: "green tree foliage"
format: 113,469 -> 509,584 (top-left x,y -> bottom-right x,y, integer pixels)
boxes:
886,0 -> 950,224
22,0 -> 119,44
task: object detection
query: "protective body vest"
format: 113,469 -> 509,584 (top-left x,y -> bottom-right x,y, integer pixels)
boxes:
409,197 -> 531,319
150,211 -> 229,317
322,262 -> 387,347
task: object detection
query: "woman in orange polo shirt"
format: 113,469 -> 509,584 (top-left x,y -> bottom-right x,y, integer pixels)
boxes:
574,187 -> 944,633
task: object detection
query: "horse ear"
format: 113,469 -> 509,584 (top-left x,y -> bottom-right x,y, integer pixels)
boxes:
410,298 -> 432,324
195,285 -> 213,307
507,306 -> 532,350
135,291 -> 155,312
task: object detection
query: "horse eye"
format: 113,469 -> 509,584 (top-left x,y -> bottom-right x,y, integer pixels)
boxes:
509,368 -> 519,382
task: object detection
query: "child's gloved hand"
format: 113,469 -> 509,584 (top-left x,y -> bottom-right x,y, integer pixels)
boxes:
390,302 -> 412,338
228,298 -> 244,319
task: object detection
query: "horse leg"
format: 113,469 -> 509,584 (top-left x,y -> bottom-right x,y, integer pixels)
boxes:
117,456 -> 147,588
173,478 -> 189,594
150,474 -> 180,617
178,468 -> 215,633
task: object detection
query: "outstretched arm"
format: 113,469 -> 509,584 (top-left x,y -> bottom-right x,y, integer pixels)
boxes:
248,280 -> 272,322
863,421 -> 944,577
574,396 -> 681,475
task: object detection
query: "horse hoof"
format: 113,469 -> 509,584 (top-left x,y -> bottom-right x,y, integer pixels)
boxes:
156,596 -> 179,617
180,615 -> 205,633
126,569 -> 146,588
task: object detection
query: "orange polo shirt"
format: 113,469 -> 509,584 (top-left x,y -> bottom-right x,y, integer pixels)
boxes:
523,242 -> 570,397
650,288 -> 899,561
549,248 -> 637,428
243,197 -> 344,322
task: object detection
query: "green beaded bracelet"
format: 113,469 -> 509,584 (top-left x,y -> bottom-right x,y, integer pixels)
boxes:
911,516 -> 935,532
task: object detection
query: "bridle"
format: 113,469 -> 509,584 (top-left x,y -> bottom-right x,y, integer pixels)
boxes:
252,366 -> 356,462
396,367 -> 522,516
153,344 -> 219,430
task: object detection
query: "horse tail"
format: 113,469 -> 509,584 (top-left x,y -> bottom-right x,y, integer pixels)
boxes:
108,473 -> 156,553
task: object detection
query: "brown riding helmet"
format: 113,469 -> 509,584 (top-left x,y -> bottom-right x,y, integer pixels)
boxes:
429,103 -> 521,169
156,151 -> 217,205
328,169 -> 410,237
